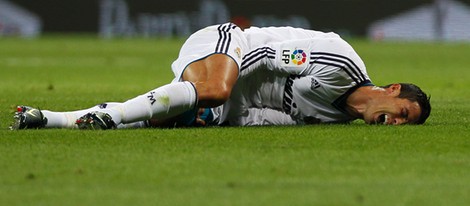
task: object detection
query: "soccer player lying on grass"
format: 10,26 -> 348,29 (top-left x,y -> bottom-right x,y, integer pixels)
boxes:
11,23 -> 431,130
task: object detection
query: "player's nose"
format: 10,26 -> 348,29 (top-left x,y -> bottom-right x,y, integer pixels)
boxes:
392,117 -> 407,125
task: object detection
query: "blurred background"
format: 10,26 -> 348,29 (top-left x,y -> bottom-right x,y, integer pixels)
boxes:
2,0 -> 470,41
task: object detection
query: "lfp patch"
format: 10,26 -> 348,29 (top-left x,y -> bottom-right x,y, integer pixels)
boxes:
291,49 -> 307,65
281,49 -> 307,66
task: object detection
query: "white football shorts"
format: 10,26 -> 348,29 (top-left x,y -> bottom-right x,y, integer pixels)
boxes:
171,23 -> 248,82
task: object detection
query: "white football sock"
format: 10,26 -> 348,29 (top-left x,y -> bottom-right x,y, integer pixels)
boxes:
101,81 -> 197,125
41,110 -> 76,128
41,103 -> 122,128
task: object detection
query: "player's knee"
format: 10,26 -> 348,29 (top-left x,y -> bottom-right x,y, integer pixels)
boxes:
208,86 -> 232,104
197,83 -> 232,107
212,86 -> 232,102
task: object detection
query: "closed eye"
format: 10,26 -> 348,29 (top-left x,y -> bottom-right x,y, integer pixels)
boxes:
402,109 -> 409,120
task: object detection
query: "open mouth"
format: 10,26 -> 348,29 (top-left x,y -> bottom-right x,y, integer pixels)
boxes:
376,114 -> 388,125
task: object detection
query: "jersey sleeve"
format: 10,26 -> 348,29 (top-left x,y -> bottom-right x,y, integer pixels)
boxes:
268,39 -> 315,75
240,39 -> 314,76
242,35 -> 367,80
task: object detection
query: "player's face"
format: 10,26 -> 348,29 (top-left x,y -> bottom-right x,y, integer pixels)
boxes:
363,91 -> 422,125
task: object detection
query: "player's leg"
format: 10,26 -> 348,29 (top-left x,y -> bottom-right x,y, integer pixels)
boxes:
87,54 -> 237,128
94,81 -> 197,126
12,103 -> 157,129
42,103 -> 132,128
76,23 -> 244,129
182,53 -> 239,108
11,103 -> 128,129
12,68 -> 226,129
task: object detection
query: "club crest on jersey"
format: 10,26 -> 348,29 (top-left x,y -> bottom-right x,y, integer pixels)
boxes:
282,49 -> 307,66
234,47 -> 242,60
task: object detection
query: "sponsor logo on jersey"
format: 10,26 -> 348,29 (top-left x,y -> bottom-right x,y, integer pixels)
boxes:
310,78 -> 321,90
281,49 -> 307,66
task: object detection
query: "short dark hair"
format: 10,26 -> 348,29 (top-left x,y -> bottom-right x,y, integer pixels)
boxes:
383,83 -> 431,124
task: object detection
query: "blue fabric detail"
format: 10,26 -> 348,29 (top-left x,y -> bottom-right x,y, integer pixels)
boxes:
199,108 -> 214,123
178,108 -> 198,126
177,108 -> 214,126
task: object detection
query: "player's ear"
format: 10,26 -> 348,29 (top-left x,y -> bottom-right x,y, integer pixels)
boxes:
386,84 -> 401,97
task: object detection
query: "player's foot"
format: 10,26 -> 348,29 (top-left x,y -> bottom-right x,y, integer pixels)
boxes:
75,111 -> 116,130
10,106 -> 48,130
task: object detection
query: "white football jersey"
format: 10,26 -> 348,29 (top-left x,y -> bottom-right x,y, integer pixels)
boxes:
214,26 -> 372,125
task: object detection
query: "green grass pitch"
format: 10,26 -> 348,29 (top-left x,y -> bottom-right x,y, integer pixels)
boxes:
1,36 -> 470,205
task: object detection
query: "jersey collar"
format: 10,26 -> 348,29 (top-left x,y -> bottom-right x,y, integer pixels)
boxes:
332,80 -> 374,117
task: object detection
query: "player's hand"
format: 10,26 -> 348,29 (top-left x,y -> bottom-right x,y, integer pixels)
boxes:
194,108 -> 207,126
